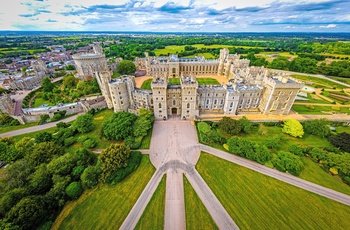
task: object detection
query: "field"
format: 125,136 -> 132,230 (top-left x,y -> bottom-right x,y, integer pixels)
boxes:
197,78 -> 220,85
184,176 -> 218,230
183,52 -> 215,59
292,104 -> 350,115
135,175 -> 166,229
291,75 -> 348,89
52,155 -> 156,230
154,45 -> 186,56
168,78 -> 180,84
214,124 -> 350,195
197,152 -> 350,229
141,78 -> 152,90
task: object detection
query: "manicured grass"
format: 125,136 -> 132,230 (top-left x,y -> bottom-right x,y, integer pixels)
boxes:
197,78 -> 220,85
135,175 -> 166,229
33,97 -> 54,107
292,104 -> 350,114
12,126 -> 58,142
184,176 -> 218,230
197,152 -> 350,229
291,75 -> 348,90
112,71 -> 122,79
192,44 -> 233,49
141,78 -> 152,90
330,76 -> 350,85
299,157 -> 350,196
154,45 -> 185,55
53,155 -> 156,230
140,125 -> 153,149
0,122 -> 38,134
168,78 -> 180,85
295,93 -> 331,104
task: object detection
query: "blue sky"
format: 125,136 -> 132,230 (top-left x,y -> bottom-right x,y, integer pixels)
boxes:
0,0 -> 349,32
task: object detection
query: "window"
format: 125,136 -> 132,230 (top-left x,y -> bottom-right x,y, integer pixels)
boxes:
185,97 -> 187,100
289,91 -> 293,95
240,99 -> 244,104
187,103 -> 190,109
173,100 -> 176,106
121,101 -> 123,105
214,99 -> 217,104
275,97 -> 279,101
187,110 -> 189,113
159,110 -> 162,113
247,99 -> 251,104
221,99 -> 224,104
232,97 -> 234,99
206,99 -> 210,104
159,103 -> 162,108
158,91 -> 160,94
230,102 -> 233,107
188,91 -> 190,94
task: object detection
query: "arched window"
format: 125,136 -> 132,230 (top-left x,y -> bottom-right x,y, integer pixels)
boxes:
173,100 -> 176,106
159,103 -> 162,108
230,102 -> 233,107
187,103 -> 190,109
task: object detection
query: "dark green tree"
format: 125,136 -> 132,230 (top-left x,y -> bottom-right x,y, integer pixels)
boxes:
117,60 -> 136,75
218,117 -> 241,135
65,182 -> 83,200
41,77 -> 54,92
72,113 -> 94,133
81,166 -> 100,189
102,112 -> 137,140
133,109 -> 154,138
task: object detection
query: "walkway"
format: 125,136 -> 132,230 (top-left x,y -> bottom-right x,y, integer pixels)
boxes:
120,120 -> 238,230
0,114 -> 81,137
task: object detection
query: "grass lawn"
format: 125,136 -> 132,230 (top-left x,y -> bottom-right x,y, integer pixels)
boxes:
291,75 -> 348,90
53,155 -> 156,230
154,45 -> 185,55
295,93 -> 331,104
197,78 -> 220,85
12,126 -> 58,142
330,76 -> 350,85
141,78 -> 152,90
215,124 -> 350,193
292,104 -> 350,114
0,122 -> 38,134
184,176 -> 218,230
299,157 -> 350,196
135,175 -> 166,229
197,152 -> 350,230
112,71 -> 122,79
140,125 -> 153,149
168,78 -> 180,85
33,97 -> 54,107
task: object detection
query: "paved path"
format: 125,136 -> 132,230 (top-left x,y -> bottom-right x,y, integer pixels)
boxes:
0,114 -> 80,137
121,120 -> 238,230
199,144 -> 350,206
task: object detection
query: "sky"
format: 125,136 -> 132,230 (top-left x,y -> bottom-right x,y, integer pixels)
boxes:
0,0 -> 349,32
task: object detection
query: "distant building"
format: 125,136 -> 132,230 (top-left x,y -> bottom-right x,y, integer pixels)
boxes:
0,93 -> 15,115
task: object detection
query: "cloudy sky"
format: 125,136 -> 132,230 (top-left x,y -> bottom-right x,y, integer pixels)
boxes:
0,0 -> 349,32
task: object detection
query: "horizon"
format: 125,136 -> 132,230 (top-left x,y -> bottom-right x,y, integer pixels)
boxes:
0,0 -> 350,33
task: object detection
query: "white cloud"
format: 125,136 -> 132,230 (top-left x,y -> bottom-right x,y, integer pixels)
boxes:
319,24 -> 337,28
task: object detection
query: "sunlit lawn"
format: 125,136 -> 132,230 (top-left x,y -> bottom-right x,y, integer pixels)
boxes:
53,155 -> 155,230
197,152 -> 350,229
292,104 -> 350,114
184,176 -> 218,230
135,175 -> 166,229
141,78 -> 152,90
291,75 -> 348,89
0,122 -> 38,134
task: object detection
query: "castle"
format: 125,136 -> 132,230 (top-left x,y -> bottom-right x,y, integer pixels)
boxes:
94,48 -> 303,120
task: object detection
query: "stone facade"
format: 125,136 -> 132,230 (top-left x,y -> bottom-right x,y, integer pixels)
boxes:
73,43 -> 108,80
0,93 -> 15,115
95,49 -> 303,120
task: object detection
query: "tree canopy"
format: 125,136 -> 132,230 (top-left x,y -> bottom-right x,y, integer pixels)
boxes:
117,60 -> 136,75
102,112 -> 137,140
72,113 -> 94,134
218,117 -> 241,135
282,119 -> 304,138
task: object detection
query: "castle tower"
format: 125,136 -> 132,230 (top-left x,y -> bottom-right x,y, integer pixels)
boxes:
95,71 -> 113,109
180,74 -> 199,119
93,43 -> 103,55
217,48 -> 229,76
151,74 -> 168,120
108,75 -> 133,112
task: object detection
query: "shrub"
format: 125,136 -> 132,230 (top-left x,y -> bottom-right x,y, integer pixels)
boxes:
238,116 -> 253,133
109,151 -> 142,184
302,119 -> 331,138
83,139 -> 97,148
331,106 -> 340,111
264,137 -> 284,150
289,145 -> 304,156
218,117 -> 241,135
198,122 -> 211,134
328,132 -> 350,153
64,137 -> 76,147
309,147 -> 327,162
263,122 -> 281,127
124,136 -> 135,147
81,166 -> 100,189
275,151 -> 304,176
282,119 -> 304,138
329,167 -> 338,175
71,165 -> 85,180
65,182 -> 83,199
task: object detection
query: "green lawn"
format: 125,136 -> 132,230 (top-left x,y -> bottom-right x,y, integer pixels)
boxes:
295,93 -> 331,104
53,155 -> 155,230
197,78 -> 220,85
154,45 -> 185,56
141,79 -> 152,90
112,71 -> 122,79
168,78 -> 180,85
299,157 -> 350,196
292,104 -> 350,114
215,124 -> 350,193
197,152 -> 350,230
140,125 -> 153,149
135,175 -> 166,229
0,122 -> 38,134
330,76 -> 350,85
12,126 -> 58,142
184,176 -> 218,230
33,97 -> 54,107
291,75 -> 348,90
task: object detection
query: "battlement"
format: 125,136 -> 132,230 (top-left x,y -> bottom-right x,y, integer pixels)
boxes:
264,75 -> 303,89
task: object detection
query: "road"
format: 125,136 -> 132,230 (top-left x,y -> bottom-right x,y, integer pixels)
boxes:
121,120 -> 238,230
199,144 -> 350,206
0,114 -> 80,137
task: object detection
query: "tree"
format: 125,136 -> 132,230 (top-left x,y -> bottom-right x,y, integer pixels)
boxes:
302,119 -> 330,138
102,112 -> 137,140
72,113 -> 94,133
35,131 -> 53,143
81,166 -> 100,189
41,77 -> 54,93
268,56 -> 290,70
328,132 -> 350,153
218,117 -> 241,135
15,137 -> 35,157
47,153 -> 78,176
282,119 -> 304,138
4,159 -> 35,190
133,109 -> 154,137
5,196 -> 46,229
28,164 -> 53,195
65,64 -> 75,70
0,188 -> 28,218
197,122 -> 212,134
99,143 -> 130,182
274,151 -> 304,176
65,182 -> 83,200
238,116 -> 253,133
26,142 -> 64,167
62,75 -> 77,89
117,60 -> 136,75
